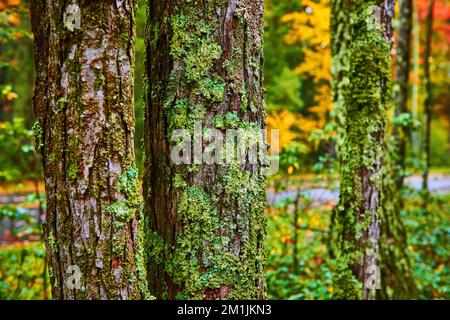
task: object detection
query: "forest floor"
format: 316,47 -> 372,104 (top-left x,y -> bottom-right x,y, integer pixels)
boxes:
1,175 -> 449,300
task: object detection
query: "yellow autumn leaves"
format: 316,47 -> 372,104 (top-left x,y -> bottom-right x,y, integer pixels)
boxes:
267,0 -> 332,151
282,0 -> 331,84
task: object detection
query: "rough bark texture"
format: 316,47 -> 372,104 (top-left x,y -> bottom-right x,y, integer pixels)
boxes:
378,0 -> 417,299
421,0 -> 435,201
30,0 -> 148,299
144,0 -> 266,300
331,0 -> 395,300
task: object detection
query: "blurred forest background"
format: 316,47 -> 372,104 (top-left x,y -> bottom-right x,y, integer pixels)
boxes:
0,0 -> 449,299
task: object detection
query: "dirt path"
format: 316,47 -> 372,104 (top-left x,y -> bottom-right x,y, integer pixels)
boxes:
267,174 -> 450,205
1,174 -> 449,207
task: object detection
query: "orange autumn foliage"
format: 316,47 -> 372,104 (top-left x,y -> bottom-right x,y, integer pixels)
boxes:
0,0 -> 21,9
7,0 -> 22,5
7,12 -> 20,25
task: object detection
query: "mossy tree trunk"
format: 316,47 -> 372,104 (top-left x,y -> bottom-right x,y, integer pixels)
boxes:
331,0 -> 395,300
144,0 -> 266,300
30,0 -> 148,299
378,0 -> 417,299
421,0 -> 435,203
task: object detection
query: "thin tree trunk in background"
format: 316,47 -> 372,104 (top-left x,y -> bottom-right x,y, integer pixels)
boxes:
330,0 -> 351,264
30,0 -> 148,299
330,0 -> 350,165
393,0 -> 413,184
144,0 -> 267,299
42,252 -> 49,299
411,0 -> 420,156
292,190 -> 301,273
379,0 -> 417,299
331,0 -> 395,300
422,0 -> 435,203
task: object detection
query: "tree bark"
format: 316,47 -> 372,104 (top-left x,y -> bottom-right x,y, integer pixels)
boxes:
331,0 -> 395,300
144,0 -> 267,300
30,0 -> 148,299
379,0 -> 417,299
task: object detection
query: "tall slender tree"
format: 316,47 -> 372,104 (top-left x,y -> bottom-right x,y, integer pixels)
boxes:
422,0 -> 435,204
393,0 -> 413,176
144,0 -> 267,299
411,0 -> 421,155
331,0 -> 395,300
30,0 -> 148,299
379,0 -> 417,299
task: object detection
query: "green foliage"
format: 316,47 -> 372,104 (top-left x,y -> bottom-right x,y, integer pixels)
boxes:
266,67 -> 303,112
0,177 -> 448,300
266,188 -> 450,300
0,118 -> 42,182
266,196 -> 334,300
264,0 -> 303,113
430,119 -> 450,167
279,142 -> 309,172
0,3 -> 34,125
405,194 -> 450,299
392,112 -> 420,129
0,242 -> 50,300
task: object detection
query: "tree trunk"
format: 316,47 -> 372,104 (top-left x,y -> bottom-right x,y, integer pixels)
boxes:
379,153 -> 417,299
292,190 -> 301,273
421,0 -> 435,204
411,0 -> 420,157
393,0 -> 413,179
144,0 -> 267,300
378,0 -> 417,299
331,0 -> 395,300
30,0 -> 148,299
330,0 -> 350,164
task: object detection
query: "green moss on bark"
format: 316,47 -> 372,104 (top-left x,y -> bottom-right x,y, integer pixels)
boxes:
144,0 -> 266,300
31,0 -> 148,300
332,1 -> 395,300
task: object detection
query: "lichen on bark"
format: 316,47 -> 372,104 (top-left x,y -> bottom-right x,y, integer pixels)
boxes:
144,0 -> 267,300
30,0 -> 149,299
331,0 -> 395,300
